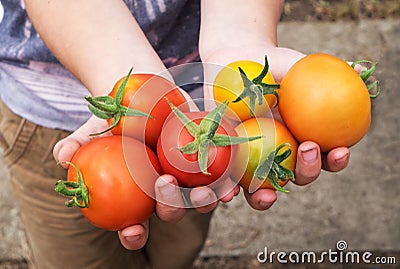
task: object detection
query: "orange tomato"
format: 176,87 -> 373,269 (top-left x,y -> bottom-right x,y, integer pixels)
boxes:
278,53 -> 371,152
231,118 -> 298,193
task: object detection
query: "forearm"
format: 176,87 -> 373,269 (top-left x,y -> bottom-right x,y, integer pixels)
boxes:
199,0 -> 284,60
24,0 -> 167,96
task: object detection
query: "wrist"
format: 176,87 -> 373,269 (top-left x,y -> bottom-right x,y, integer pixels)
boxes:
199,0 -> 283,61
199,40 -> 277,64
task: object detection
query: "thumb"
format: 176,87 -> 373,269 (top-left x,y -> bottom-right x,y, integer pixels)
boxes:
53,137 -> 82,167
53,116 -> 109,166
155,174 -> 186,222
118,221 -> 149,250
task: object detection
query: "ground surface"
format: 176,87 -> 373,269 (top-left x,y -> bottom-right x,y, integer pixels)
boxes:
280,0 -> 400,21
1,1 -> 399,268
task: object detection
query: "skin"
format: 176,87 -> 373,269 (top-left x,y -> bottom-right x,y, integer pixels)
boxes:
26,0 -> 353,251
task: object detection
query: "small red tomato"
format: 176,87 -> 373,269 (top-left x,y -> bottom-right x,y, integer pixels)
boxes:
157,100 -> 261,188
86,68 -> 189,150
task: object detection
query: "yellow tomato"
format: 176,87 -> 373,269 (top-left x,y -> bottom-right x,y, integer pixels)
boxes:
213,57 -> 278,122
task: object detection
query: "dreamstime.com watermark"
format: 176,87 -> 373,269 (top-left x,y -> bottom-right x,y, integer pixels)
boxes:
257,240 -> 397,265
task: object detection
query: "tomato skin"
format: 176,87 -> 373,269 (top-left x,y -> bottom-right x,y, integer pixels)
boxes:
231,118 -> 298,191
67,135 -> 161,231
278,53 -> 371,152
108,74 -> 189,150
213,60 -> 277,121
157,112 -> 237,188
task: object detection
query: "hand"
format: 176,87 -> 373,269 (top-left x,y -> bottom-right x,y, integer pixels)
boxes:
53,115 -> 240,250
202,46 -> 351,211
118,175 -> 241,250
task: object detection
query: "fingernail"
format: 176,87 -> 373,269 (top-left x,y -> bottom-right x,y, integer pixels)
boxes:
259,200 -> 272,209
125,234 -> 141,242
191,191 -> 212,207
301,147 -> 318,163
157,178 -> 177,198
335,153 -> 349,165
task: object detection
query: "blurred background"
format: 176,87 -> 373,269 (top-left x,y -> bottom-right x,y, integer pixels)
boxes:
1,0 -> 399,268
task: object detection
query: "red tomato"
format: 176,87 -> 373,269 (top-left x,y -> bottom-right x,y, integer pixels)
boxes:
55,135 -> 162,231
231,118 -> 298,193
87,70 -> 189,150
157,112 -> 237,188
278,53 -> 372,152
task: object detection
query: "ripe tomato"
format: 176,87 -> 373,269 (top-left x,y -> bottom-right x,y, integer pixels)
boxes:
231,118 -> 298,193
55,135 -> 162,231
157,112 -> 235,188
278,53 -> 372,152
213,56 -> 279,121
157,100 -> 260,188
86,69 -> 189,150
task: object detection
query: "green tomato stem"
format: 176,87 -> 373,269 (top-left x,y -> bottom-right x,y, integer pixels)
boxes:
232,55 -> 280,117
85,68 -> 152,136
55,162 -> 89,208
166,98 -> 262,175
254,143 -> 294,193
351,60 -> 381,98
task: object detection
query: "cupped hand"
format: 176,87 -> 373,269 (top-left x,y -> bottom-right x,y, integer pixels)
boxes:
53,115 -> 111,166
118,174 -> 240,249
53,116 -> 149,250
53,115 -> 240,250
202,46 -> 351,211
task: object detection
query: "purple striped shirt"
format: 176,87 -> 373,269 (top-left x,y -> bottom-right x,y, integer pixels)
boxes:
0,0 -> 200,131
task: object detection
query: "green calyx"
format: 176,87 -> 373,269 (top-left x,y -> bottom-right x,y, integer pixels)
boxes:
166,99 -> 263,175
254,143 -> 295,193
351,60 -> 381,98
85,67 -> 153,136
233,55 -> 280,117
54,162 -> 89,208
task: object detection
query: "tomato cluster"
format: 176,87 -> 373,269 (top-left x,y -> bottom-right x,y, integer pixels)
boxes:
56,69 -> 260,230
213,56 -> 298,193
56,53 -> 379,230
56,70 -> 189,230
212,53 -> 379,193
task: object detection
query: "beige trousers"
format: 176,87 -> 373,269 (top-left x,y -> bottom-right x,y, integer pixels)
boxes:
0,101 -> 212,269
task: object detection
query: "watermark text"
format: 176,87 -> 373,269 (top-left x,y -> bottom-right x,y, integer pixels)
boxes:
257,240 -> 397,265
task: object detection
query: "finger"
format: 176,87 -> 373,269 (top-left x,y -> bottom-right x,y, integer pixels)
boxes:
294,141 -> 322,186
243,188 -> 277,211
353,63 -> 363,74
190,186 -> 218,214
155,175 -> 186,223
322,147 -> 350,172
347,61 -> 363,75
76,115 -> 111,136
53,138 -> 83,167
214,178 -> 240,203
233,185 -> 241,196
53,116 -> 109,165
118,221 -> 149,250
